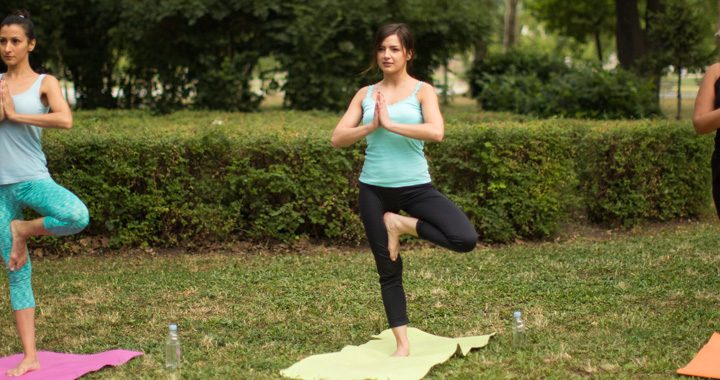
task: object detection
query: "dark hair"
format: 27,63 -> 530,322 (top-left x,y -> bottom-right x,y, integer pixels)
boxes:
1,10 -> 35,40
364,23 -> 416,75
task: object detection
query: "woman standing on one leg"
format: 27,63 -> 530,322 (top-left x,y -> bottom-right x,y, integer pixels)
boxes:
331,23 -> 477,357
0,10 -> 89,377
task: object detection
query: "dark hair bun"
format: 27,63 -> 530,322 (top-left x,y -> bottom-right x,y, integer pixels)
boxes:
12,10 -> 31,19
2,9 -> 36,40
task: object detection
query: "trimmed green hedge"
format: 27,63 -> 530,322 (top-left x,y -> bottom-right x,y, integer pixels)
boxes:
38,111 -> 712,248
429,122 -> 577,242
578,121 -> 711,226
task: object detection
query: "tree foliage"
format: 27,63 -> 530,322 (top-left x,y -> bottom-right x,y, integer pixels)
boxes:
271,0 -> 384,111
275,0 -> 494,110
527,0 -> 715,102
469,50 -> 660,119
1,0 -> 493,112
647,0 -> 714,72
526,0 -> 614,61
647,0 -> 715,118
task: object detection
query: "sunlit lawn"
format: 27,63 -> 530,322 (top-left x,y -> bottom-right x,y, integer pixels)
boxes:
0,220 -> 718,379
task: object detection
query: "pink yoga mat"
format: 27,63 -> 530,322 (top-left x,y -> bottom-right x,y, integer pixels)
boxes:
0,350 -> 143,380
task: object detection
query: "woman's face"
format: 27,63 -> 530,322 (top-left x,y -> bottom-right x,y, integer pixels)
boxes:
376,34 -> 411,75
0,24 -> 34,67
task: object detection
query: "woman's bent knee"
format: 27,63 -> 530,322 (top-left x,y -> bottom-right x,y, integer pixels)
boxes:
72,205 -> 90,232
47,204 -> 89,235
454,233 -> 478,253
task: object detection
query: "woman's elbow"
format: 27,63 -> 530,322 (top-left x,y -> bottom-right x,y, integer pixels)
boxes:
430,129 -> 444,142
330,135 -> 344,148
692,117 -> 709,135
59,115 -> 73,129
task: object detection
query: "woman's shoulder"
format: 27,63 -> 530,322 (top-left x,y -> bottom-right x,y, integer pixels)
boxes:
353,85 -> 374,102
39,74 -> 60,88
705,62 -> 720,78
417,80 -> 435,92
416,79 -> 432,88
358,85 -> 371,95
416,80 -> 437,102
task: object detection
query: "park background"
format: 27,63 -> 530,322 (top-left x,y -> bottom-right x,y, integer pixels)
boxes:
0,0 -> 719,378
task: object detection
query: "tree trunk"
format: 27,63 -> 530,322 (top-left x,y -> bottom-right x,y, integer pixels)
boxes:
594,31 -> 603,64
442,57 -> 450,105
474,0 -> 493,64
676,68 -> 682,120
473,36 -> 488,67
615,0 -> 645,70
646,0 -> 665,104
503,0 -> 520,52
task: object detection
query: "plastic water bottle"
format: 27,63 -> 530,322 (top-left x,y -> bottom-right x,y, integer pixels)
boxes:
165,324 -> 181,372
512,311 -> 527,348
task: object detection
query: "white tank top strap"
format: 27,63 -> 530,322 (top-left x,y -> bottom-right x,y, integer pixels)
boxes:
33,74 -> 46,94
411,81 -> 424,96
365,84 -> 375,100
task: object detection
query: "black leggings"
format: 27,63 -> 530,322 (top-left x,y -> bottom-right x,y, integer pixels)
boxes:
359,182 -> 478,328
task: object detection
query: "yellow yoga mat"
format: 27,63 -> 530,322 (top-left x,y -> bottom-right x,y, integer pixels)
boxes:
677,332 -> 720,379
280,327 -> 495,380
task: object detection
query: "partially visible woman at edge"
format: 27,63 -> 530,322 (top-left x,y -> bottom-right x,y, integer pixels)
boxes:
331,23 -> 477,357
0,10 -> 89,377
692,51 -> 720,219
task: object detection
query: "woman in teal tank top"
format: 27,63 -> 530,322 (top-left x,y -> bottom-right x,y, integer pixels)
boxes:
1,11 -> 89,377
332,23 -> 477,357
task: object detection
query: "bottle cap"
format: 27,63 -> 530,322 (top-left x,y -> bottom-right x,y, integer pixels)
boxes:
513,311 -> 521,319
169,323 -> 178,331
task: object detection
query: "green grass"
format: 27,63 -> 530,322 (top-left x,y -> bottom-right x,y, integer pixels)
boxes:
660,73 -> 703,95
660,97 -> 696,121
1,221 -> 718,379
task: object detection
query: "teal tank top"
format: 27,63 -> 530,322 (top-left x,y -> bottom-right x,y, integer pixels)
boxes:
0,74 -> 50,185
359,81 -> 431,187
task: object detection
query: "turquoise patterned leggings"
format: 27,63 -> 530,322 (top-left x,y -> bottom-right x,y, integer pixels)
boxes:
0,177 -> 89,310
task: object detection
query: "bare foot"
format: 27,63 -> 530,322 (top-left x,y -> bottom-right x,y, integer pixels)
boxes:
5,356 -> 40,377
383,212 -> 401,261
391,345 -> 410,357
9,221 -> 29,271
